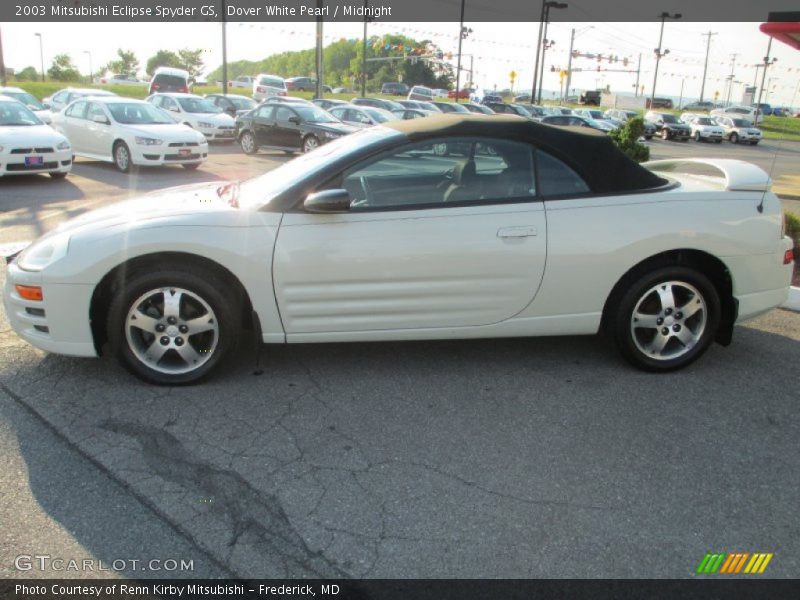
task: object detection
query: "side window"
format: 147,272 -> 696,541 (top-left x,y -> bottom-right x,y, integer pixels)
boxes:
161,97 -> 177,111
354,111 -> 372,125
339,138 -> 536,210
275,106 -> 294,123
148,96 -> 162,107
536,150 -> 590,197
87,103 -> 107,122
255,105 -> 275,119
53,91 -> 68,103
65,100 -> 88,119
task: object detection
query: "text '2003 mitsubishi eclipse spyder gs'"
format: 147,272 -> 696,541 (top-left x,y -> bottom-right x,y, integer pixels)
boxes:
4,115 -> 794,384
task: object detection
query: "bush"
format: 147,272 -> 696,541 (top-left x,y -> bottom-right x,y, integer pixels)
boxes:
786,211 -> 800,258
608,117 -> 650,163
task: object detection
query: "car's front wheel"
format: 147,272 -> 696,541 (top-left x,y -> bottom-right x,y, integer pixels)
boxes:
113,141 -> 134,173
661,129 -> 669,140
611,266 -> 720,372
694,132 -> 701,142
730,132 -> 739,144
49,172 -> 68,179
107,268 -> 239,384
240,131 -> 257,154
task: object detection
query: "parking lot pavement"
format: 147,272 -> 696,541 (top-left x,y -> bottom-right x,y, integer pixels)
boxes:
1,262 -> 799,577
1,136 -> 799,579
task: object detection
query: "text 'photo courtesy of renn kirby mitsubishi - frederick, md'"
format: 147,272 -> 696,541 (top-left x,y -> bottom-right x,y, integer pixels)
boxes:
0,0 -> 799,598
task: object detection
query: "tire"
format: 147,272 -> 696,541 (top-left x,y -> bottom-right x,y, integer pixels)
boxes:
730,132 -> 739,144
611,266 -> 721,372
49,172 -> 68,179
694,132 -> 701,142
661,128 -> 669,141
750,141 -> 759,146
113,141 -> 133,173
302,135 -> 320,153
715,139 -> 722,144
107,267 -> 240,385
239,131 -> 257,154
645,135 -> 653,140
182,163 -> 201,170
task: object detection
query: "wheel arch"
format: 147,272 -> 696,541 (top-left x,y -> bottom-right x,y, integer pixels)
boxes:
601,248 -> 736,346
89,251 -> 256,356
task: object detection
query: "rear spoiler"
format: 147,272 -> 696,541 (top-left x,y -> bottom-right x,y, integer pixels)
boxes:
643,158 -> 772,192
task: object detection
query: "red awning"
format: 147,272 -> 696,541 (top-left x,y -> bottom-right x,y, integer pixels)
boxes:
759,21 -> 800,50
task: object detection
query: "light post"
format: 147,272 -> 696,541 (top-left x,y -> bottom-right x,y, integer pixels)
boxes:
531,1 -> 567,103
361,0 -> 369,97
83,50 -> 92,83
754,37 -> 776,126
649,11 -> 681,109
565,25 -> 592,106
34,32 -> 44,82
538,38 -> 556,103
699,31 -> 716,102
455,0 -> 472,104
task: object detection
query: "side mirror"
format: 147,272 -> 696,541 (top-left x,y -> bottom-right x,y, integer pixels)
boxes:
42,102 -> 51,110
303,189 -> 352,213
288,116 -> 301,125
91,114 -> 109,124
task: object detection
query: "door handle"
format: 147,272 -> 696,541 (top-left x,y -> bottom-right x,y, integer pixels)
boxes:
497,226 -> 538,238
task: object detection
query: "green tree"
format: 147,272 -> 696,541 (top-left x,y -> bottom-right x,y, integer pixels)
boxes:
104,48 -> 139,77
177,48 -> 204,78
146,50 -> 181,77
608,117 -> 650,163
14,66 -> 39,81
47,54 -> 81,82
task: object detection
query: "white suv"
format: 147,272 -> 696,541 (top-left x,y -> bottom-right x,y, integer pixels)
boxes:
253,74 -> 287,101
146,93 -> 236,141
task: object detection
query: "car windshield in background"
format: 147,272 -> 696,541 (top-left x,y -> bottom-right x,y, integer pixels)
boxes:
0,102 -> 41,126
661,115 -> 678,123
260,77 -> 285,88
229,97 -> 256,110
108,102 -> 175,125
364,108 -> 397,123
294,105 -> 339,124
5,92 -> 45,111
695,117 -> 716,125
732,118 -> 751,127
237,127 -> 400,209
154,75 -> 186,88
177,97 -> 222,114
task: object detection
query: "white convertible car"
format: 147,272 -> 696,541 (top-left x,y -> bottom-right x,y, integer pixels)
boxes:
3,115 -> 794,384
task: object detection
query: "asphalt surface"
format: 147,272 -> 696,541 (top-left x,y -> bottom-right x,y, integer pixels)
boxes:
1,137 -> 799,579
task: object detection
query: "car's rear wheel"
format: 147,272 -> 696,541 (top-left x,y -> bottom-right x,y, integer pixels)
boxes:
661,129 -> 669,140
240,131 -> 257,154
302,135 -> 320,153
694,132 -> 701,142
750,141 -> 759,146
107,268 -> 239,384
612,266 -> 720,372
730,132 -> 739,144
113,141 -> 133,173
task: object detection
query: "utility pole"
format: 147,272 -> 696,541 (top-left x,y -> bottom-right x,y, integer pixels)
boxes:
650,11 -> 681,110
221,0 -> 228,94
315,0 -> 323,98
755,37 -> 775,126
455,0 -> 466,103
0,26 -> 6,87
361,0 -> 368,97
35,33 -> 45,82
724,53 -> 738,106
531,1 -> 547,102
565,29 -> 576,103
699,30 -> 716,102
634,53 -> 641,96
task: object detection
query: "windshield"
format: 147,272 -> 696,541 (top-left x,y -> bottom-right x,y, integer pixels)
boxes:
5,91 -> 45,111
108,102 -> 175,125
259,76 -> 285,89
293,104 -> 340,124
731,118 -> 751,127
228,97 -> 255,110
238,127 -> 400,209
177,97 -> 222,114
0,101 -> 42,126
364,107 -> 398,123
661,114 -> 678,124
587,110 -> 603,119
695,117 -> 715,125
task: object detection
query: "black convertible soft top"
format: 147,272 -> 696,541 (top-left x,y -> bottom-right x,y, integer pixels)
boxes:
384,114 -> 668,194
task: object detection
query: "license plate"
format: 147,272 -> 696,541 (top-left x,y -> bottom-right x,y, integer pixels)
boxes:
179,149 -> 191,157
25,156 -> 44,166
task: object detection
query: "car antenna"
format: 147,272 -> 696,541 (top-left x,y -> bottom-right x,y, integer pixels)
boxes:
758,82 -> 798,214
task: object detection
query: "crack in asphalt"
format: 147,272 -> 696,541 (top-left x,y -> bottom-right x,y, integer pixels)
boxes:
100,418 -> 350,579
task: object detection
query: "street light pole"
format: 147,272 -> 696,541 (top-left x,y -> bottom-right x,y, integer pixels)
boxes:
531,1 -> 547,102
755,37 -> 775,126
536,1 -> 567,104
649,11 -> 680,109
221,0 -> 228,94
565,25 -> 591,107
455,0 -> 466,103
315,0 -> 324,98
699,30 -> 716,102
35,32 -> 44,82
361,0 -> 368,97
0,26 -> 6,87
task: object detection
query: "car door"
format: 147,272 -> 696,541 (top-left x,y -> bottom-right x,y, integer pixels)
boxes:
59,100 -> 90,152
250,104 -> 276,147
273,106 -> 302,149
273,136 -> 547,337
85,102 -> 114,156
159,96 -> 182,123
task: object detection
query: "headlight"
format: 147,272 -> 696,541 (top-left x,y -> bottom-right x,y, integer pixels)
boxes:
135,136 -> 163,146
323,131 -> 340,139
56,140 -> 70,150
197,122 -> 214,129
16,232 -> 71,272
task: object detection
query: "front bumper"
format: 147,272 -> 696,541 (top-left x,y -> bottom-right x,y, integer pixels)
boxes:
198,126 -> 235,141
0,148 -> 72,177
3,261 -> 97,357
698,130 -> 724,140
131,142 -> 209,166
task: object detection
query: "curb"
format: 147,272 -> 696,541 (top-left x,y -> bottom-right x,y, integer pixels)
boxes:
782,286 -> 800,312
